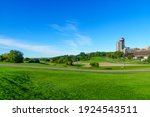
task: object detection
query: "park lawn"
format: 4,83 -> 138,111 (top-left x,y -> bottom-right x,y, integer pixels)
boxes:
1,61 -> 150,71
0,62 -> 84,69
87,57 -> 109,62
84,65 -> 150,70
84,57 -> 142,64
0,66 -> 150,100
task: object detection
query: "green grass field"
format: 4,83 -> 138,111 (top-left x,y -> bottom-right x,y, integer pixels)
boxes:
1,57 -> 150,71
0,66 -> 150,100
84,57 -> 143,64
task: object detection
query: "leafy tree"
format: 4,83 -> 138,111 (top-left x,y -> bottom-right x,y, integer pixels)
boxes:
28,58 -> 40,63
24,57 -> 30,62
65,55 -> 75,66
125,53 -> 134,59
147,55 -> 150,63
9,50 -> 24,63
40,58 -> 49,62
115,51 -> 124,58
78,52 -> 90,61
1,53 -> 10,62
0,55 -> 3,62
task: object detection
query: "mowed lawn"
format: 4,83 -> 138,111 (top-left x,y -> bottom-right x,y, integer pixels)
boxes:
0,66 -> 150,100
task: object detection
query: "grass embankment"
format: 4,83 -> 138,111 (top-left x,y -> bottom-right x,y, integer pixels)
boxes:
79,57 -> 150,70
85,57 -> 143,64
0,62 -> 83,69
0,66 -> 150,100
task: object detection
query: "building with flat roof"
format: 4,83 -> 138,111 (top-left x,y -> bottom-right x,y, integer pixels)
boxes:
116,38 -> 150,60
116,37 -> 125,52
133,51 -> 150,60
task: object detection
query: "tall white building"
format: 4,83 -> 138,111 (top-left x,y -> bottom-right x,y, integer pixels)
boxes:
116,37 -> 125,52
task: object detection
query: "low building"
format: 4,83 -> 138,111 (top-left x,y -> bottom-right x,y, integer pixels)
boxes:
133,51 -> 150,60
116,38 -> 150,60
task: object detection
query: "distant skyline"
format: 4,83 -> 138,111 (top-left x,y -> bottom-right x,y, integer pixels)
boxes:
0,0 -> 150,57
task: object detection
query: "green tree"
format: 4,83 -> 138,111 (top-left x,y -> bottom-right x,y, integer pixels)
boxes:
147,55 -> 150,63
9,50 -> 24,63
78,52 -> 89,61
0,55 -> 3,62
65,55 -> 75,66
125,53 -> 134,59
1,53 -> 10,62
29,58 -> 40,63
24,57 -> 30,62
114,51 -> 124,59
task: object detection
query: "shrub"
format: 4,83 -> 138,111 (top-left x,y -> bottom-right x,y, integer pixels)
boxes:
90,62 -> 99,67
28,58 -> 40,63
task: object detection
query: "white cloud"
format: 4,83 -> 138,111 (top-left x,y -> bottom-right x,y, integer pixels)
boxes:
65,40 -> 78,48
75,34 -> 92,46
0,37 -> 64,57
51,21 -> 92,48
0,21 -> 93,57
51,22 -> 77,33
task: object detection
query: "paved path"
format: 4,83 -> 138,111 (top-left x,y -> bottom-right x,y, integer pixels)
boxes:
0,64 -> 150,73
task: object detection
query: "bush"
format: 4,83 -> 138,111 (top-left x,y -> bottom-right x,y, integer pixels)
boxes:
24,57 -> 40,63
90,62 -> 99,67
28,58 -> 40,63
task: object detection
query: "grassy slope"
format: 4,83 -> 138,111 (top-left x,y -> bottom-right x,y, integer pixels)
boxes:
85,57 -> 142,63
79,57 -> 150,70
0,62 -> 84,69
0,66 -> 150,100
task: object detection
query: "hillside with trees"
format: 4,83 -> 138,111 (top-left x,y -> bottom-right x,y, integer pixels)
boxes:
0,50 -> 146,65
49,51 -> 126,65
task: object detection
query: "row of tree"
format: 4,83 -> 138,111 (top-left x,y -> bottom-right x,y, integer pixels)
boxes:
24,57 -> 40,63
49,51 -> 131,65
2,50 -> 150,64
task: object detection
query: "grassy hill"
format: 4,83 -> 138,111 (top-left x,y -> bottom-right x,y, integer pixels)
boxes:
83,57 -> 143,64
0,66 -> 150,100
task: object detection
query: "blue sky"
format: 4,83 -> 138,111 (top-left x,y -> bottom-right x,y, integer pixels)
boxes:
0,0 -> 150,57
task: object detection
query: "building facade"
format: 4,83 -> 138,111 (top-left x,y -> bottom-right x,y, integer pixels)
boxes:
116,37 -> 125,52
133,51 -> 150,60
116,38 -> 150,60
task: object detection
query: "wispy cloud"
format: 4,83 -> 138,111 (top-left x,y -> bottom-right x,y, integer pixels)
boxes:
51,21 -> 92,48
75,34 -> 92,46
0,37 -> 64,57
65,40 -> 78,48
0,21 -> 92,57
51,22 -> 77,33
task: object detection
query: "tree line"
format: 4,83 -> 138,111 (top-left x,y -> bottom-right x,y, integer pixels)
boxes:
49,51 -> 133,65
0,50 -> 138,64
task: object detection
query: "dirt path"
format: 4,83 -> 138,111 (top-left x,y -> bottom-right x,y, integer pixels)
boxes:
0,64 -> 150,73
